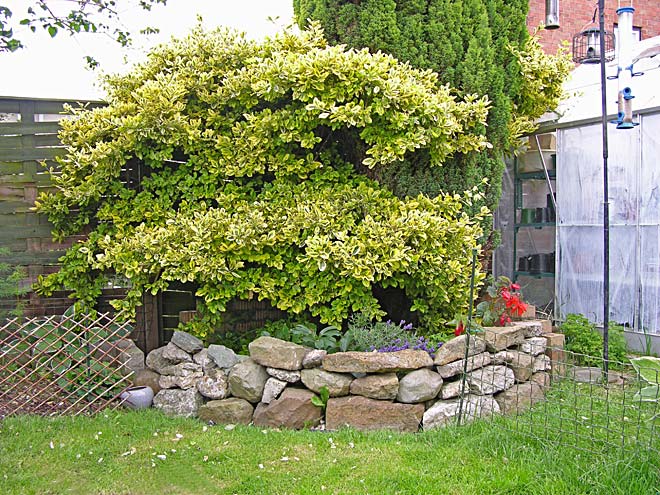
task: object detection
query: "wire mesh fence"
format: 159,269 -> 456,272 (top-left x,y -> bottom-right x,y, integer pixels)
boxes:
455,329 -> 660,458
0,311 -> 137,418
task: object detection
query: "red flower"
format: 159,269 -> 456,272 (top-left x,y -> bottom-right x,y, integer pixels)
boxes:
500,288 -> 511,301
510,283 -> 521,291
455,321 -> 465,336
499,314 -> 511,326
505,296 -> 528,317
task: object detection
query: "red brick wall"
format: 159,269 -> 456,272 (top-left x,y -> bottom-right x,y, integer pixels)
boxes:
528,0 -> 660,53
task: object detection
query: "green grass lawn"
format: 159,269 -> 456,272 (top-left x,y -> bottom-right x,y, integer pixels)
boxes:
1,395 -> 658,495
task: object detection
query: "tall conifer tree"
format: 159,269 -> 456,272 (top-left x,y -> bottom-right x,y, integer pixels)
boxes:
294,0 -> 566,217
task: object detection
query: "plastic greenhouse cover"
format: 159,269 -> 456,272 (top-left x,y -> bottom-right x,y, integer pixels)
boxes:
556,112 -> 660,334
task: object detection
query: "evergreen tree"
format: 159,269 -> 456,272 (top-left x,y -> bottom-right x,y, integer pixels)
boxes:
294,0 -> 568,217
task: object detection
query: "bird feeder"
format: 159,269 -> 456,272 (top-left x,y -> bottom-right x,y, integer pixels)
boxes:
545,0 -> 560,30
572,27 -> 615,64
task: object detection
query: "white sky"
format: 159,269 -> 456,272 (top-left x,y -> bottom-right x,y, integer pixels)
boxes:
2,0 -> 294,100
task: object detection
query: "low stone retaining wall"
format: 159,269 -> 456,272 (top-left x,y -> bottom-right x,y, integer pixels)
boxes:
128,320 -> 563,432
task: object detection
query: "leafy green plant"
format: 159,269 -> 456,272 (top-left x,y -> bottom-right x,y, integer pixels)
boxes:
630,356 -> 660,416
261,322 -> 345,353
560,314 -> 628,368
0,248 -> 29,319
35,23 -> 489,339
346,312 -> 415,352
310,385 -> 330,412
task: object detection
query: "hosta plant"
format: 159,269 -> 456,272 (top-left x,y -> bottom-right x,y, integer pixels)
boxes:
631,356 -> 660,411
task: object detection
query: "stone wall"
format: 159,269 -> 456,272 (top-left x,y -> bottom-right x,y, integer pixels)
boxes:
128,320 -> 563,432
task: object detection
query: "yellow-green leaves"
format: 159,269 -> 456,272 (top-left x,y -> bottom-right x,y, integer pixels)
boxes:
35,24 -> 490,336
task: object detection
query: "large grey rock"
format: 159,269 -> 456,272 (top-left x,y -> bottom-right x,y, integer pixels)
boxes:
171,331 -> 204,354
466,365 -> 515,395
196,368 -> 229,399
572,366 -> 602,383
266,367 -> 301,383
193,349 -> 217,372
131,369 -> 162,395
322,350 -> 433,374
439,380 -> 464,400
262,378 -> 287,404
423,395 -> 500,430
519,337 -> 547,356
158,374 -> 199,390
198,398 -> 254,425
207,344 -> 239,370
145,347 -> 173,374
491,350 -> 534,382
437,352 -> 492,379
116,339 -> 145,376
248,336 -> 308,371
396,368 -> 443,403
300,368 -> 353,397
302,349 -> 327,369
433,335 -> 486,366
531,371 -> 551,389
349,373 -> 399,400
162,342 -> 193,364
533,354 -> 552,372
519,320 -> 544,338
155,361 -> 203,389
482,325 -> 527,352
253,388 -> 322,429
228,358 -> 269,403
158,363 -> 203,389
326,396 -> 424,432
152,388 -> 204,417
160,361 -> 203,376
495,382 -> 544,414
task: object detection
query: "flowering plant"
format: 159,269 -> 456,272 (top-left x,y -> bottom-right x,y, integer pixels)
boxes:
476,276 -> 528,326
376,336 -> 442,358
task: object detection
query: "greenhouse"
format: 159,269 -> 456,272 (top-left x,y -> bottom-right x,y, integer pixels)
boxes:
495,34 -> 660,352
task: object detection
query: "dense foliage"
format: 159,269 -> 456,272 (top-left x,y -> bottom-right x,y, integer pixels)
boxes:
293,0 -> 571,212
560,314 -> 628,367
36,25 -> 491,337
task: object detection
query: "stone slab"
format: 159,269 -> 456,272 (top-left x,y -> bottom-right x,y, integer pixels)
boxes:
433,335 -> 486,366
322,350 -> 433,374
326,396 -> 424,432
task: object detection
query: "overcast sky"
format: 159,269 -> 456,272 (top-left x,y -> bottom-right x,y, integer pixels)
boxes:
2,0 -> 294,100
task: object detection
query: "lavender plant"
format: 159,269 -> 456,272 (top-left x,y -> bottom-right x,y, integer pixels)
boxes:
347,312 -> 443,357
376,336 -> 442,359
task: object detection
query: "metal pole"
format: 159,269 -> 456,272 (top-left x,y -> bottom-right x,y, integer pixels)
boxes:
598,0 -> 610,376
457,248 -> 478,426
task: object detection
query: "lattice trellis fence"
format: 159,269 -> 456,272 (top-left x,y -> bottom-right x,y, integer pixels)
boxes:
0,311 -> 136,418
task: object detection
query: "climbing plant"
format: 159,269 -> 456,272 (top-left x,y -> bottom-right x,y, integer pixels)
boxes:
36,24 -> 490,338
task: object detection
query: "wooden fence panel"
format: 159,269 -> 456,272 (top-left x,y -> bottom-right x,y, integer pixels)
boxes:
0,97 -> 92,289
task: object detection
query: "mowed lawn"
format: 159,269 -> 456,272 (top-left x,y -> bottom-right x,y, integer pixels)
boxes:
1,403 -> 658,495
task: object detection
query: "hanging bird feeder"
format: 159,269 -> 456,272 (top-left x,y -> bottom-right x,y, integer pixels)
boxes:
572,27 -> 615,64
545,0 -> 560,30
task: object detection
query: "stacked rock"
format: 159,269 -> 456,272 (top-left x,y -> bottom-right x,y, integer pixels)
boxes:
130,320 -> 561,432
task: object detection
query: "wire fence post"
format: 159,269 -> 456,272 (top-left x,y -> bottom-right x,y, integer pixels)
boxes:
457,248 -> 479,426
